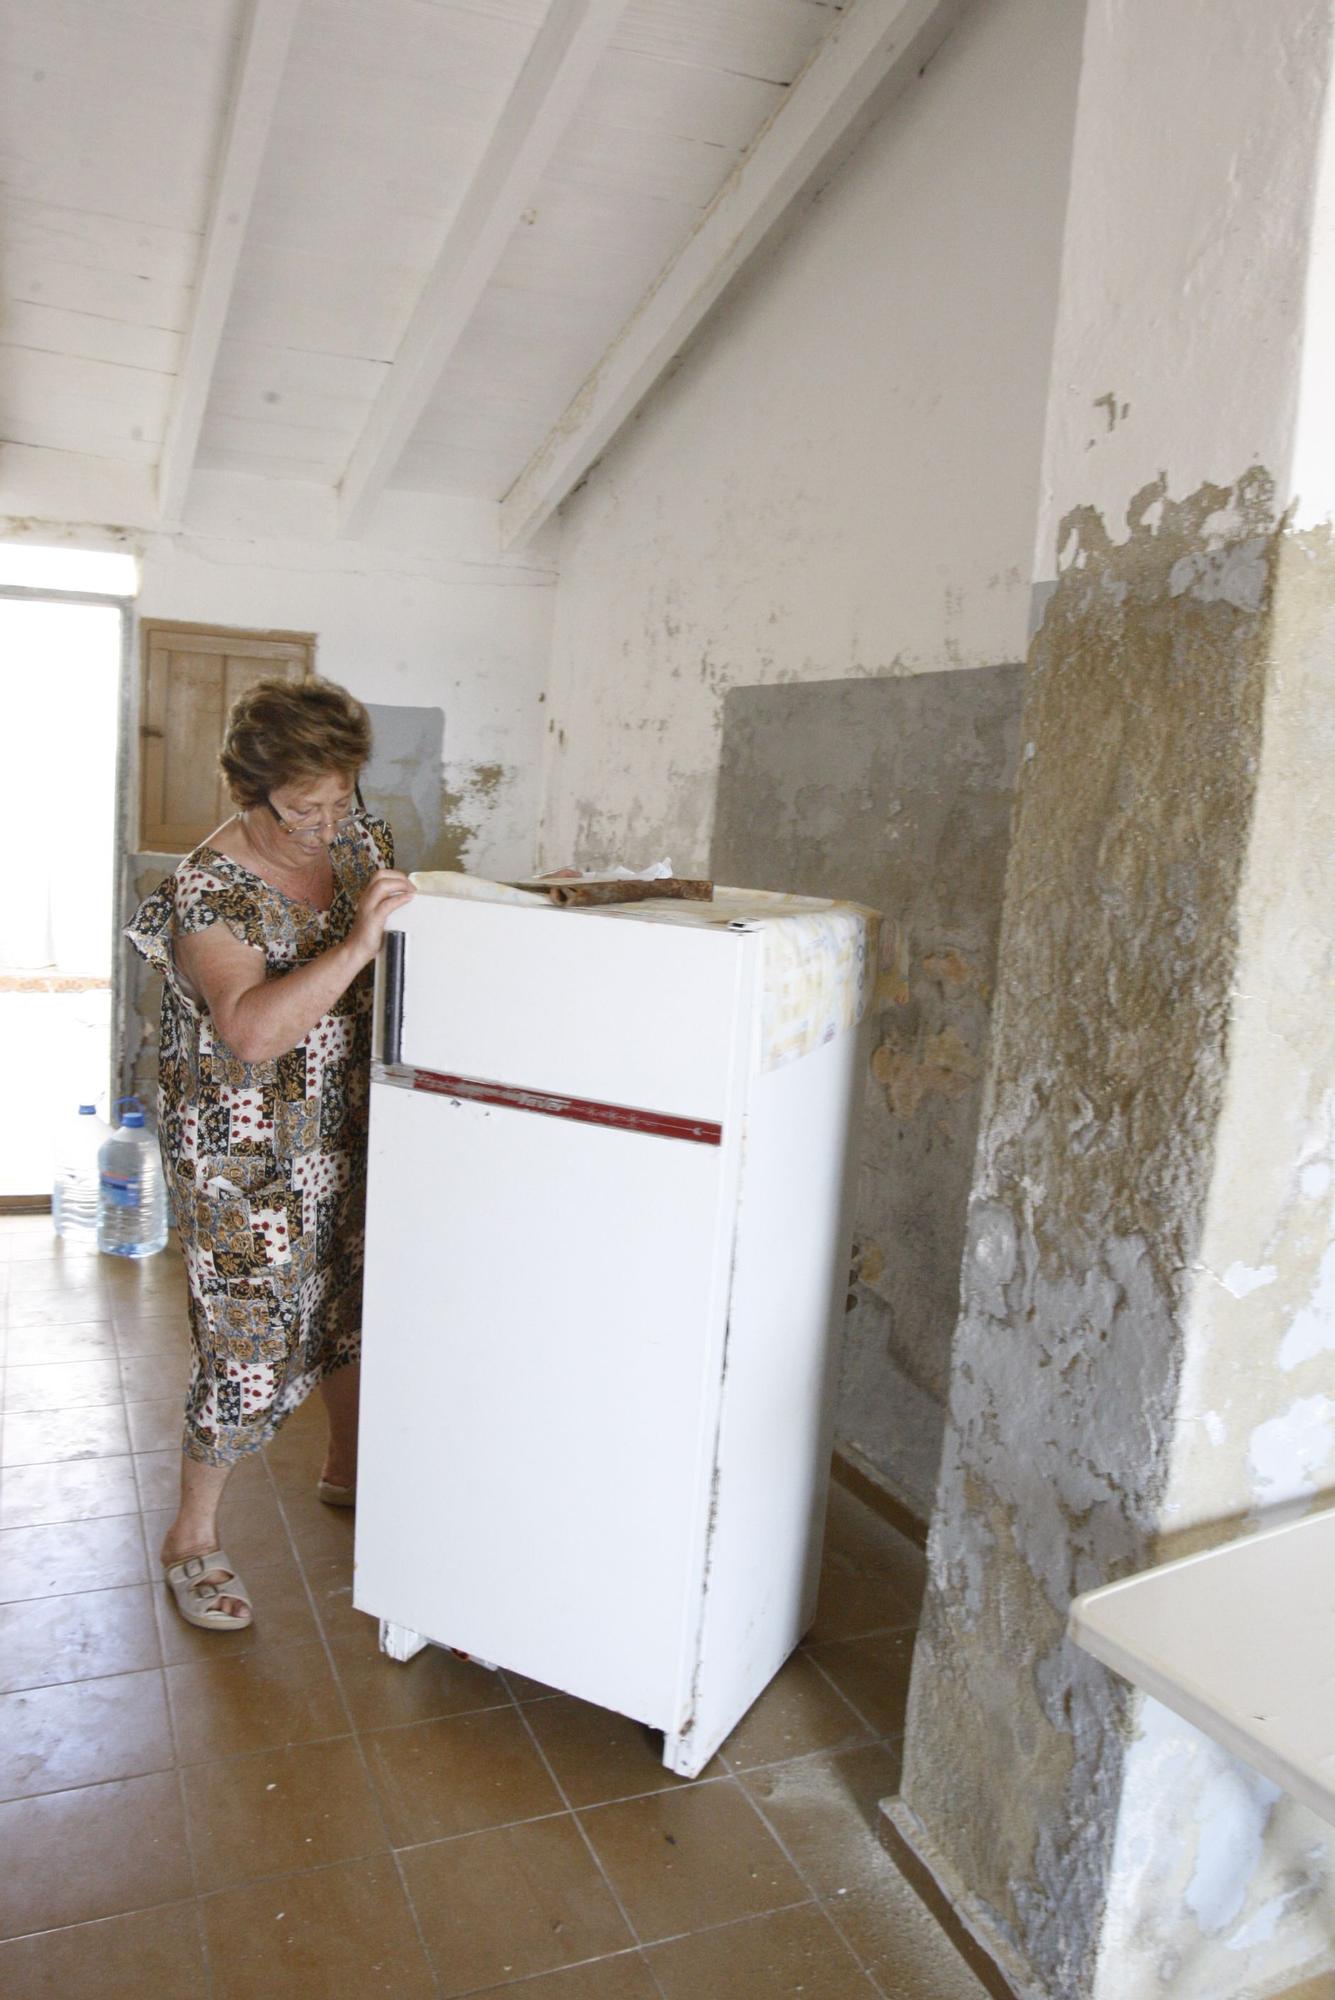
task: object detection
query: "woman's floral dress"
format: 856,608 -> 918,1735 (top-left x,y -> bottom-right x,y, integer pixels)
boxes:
125,816 -> 392,1465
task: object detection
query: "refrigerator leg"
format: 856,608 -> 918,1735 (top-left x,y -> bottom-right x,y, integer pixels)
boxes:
379,1619 -> 429,1663
661,1727 -> 711,1781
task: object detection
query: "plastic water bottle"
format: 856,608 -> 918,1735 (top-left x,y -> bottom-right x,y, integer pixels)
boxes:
97,1097 -> 168,1259
52,1104 -> 102,1239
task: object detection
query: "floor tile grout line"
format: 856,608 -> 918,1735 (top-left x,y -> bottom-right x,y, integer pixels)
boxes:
718,1726 -> 906,1787
267,1470 -> 446,1999
382,1797 -> 635,1860
816,1888 -> 901,2000
0,1755 -> 196,1813
1,1491 -> 146,1536
0,1890 -> 214,1955
442,1892 -> 834,1995
508,1681 -> 673,1998
446,1940 -> 672,2000
805,1608 -> 925,1642
801,1640 -> 896,1743
5,1732 -> 593,1844
738,1717 -> 935,1997
159,1604 -> 218,2000
189,1838 -> 471,1914
728,1729 -> 907,1787
628,1892 -> 822,1953
54,1257 -> 211,1998
730,1757 -> 889,1990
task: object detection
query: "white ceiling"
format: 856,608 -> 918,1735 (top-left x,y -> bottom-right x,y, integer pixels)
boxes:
0,0 -> 961,544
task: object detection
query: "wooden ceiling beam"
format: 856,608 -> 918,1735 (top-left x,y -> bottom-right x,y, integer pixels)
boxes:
499,0 -> 969,550
157,0 -> 301,525
336,0 -> 628,540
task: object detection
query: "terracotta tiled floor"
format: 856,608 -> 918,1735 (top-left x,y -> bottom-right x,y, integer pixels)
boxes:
0,1217 -> 988,1999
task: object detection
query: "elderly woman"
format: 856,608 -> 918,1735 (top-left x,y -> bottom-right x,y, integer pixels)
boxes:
127,677 -> 414,1629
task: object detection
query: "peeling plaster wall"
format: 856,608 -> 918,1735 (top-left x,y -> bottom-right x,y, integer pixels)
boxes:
1167,526 -> 1335,1546
900,478 -> 1279,1997
895,8 -> 1335,1994
712,671 -> 1023,1519
2,480 -> 557,1103
1090,521 -> 1335,2000
1031,0 -> 1333,553
536,0 -> 1085,879
900,493 -> 1335,2000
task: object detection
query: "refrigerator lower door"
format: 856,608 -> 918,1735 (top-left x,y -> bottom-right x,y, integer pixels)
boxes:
355,1078 -> 733,1731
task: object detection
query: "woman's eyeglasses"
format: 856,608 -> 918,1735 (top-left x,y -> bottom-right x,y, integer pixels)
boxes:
265,782 -> 365,838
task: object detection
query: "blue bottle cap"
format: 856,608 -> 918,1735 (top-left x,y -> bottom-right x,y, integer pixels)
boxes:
78,1104 -> 96,1115
122,1107 -> 146,1128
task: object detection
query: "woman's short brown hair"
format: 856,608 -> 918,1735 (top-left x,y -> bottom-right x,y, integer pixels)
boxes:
219,677 -> 373,808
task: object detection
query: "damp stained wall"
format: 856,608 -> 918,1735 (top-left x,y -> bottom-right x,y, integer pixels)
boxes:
712,671 -> 1023,1519
536,0 -> 1085,883
891,7 -> 1335,1993
899,477 -> 1294,1994
897,484 -> 1335,1995
1086,512 -> 1335,2000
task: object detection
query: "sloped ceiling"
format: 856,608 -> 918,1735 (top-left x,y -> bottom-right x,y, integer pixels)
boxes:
0,0 -> 963,544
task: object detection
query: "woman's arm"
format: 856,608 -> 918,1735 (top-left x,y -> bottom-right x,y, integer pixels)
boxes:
175,869 -> 415,1065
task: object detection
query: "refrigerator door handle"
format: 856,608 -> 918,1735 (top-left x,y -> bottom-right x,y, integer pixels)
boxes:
382,929 -> 406,1066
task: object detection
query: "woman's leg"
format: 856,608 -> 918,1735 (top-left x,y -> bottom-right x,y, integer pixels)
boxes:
319,1360 -> 360,1490
160,1457 -> 249,1621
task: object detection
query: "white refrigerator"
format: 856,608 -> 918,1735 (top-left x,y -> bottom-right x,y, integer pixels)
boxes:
354,877 -> 877,1778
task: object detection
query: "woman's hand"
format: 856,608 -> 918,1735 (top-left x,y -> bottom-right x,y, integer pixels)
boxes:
177,867 -> 416,1065
348,868 -> 416,965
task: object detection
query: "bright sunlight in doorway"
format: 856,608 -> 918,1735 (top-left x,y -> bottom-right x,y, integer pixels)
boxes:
0,545 -> 136,1201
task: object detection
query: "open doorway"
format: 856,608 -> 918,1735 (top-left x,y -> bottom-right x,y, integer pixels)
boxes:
0,552 -> 133,1204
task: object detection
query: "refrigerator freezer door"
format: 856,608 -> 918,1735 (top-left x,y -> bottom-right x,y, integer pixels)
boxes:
388,896 -> 745,1120
356,1078 -> 737,1728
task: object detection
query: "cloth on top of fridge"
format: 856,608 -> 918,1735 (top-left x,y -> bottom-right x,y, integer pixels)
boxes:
409,870 -> 546,906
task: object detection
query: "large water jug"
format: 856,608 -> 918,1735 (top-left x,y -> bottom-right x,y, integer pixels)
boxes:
97,1097 -> 168,1259
52,1103 -> 102,1239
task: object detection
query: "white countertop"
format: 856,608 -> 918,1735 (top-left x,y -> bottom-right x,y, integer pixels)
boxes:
1068,1508 -> 1335,1827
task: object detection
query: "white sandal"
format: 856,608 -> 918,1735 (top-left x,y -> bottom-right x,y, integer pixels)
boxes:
163,1549 -> 253,1630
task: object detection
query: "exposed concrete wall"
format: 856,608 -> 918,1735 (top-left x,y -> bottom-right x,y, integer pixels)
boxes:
1091,522 -> 1335,1997
898,5 -> 1335,1995
712,670 -> 1023,1520
897,476 -> 1327,1998
536,0 -> 1085,880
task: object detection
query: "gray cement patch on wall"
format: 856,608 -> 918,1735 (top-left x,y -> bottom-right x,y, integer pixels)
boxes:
363,703 -> 447,874
711,667 -> 1024,1519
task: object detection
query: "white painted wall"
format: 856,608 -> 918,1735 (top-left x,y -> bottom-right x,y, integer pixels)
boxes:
1291,47 -> 1335,532
1032,0 -> 1333,564
538,0 -> 1086,876
138,481 -> 557,876
0,474 -> 558,878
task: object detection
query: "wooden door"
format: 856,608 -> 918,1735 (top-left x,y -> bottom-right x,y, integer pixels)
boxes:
139,622 -> 315,852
